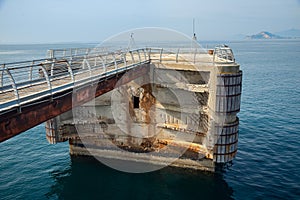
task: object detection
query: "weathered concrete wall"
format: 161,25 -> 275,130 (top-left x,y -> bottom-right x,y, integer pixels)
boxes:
45,56 -> 242,170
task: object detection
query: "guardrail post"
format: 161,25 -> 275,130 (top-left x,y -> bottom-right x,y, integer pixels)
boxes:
84,55 -> 92,78
0,64 -> 4,87
176,48 -> 180,63
39,65 -> 53,100
104,55 -> 107,72
142,49 -> 147,61
123,53 -> 127,67
28,61 -> 34,85
94,57 -> 97,67
160,48 -> 163,63
65,61 -> 75,83
5,67 -> 21,111
137,50 -> 141,63
212,48 -> 216,65
147,48 -> 151,60
112,53 -> 117,69
50,58 -> 55,76
130,51 -> 135,63
69,55 -> 73,67
48,50 -> 54,58
82,56 -> 86,69
99,55 -> 106,72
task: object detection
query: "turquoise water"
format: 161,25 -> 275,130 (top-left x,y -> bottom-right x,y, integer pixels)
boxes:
0,40 -> 300,199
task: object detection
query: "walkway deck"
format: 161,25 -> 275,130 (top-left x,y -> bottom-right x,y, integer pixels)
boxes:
0,46 -> 234,142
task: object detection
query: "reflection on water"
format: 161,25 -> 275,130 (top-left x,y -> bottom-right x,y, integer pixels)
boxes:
47,156 -> 233,200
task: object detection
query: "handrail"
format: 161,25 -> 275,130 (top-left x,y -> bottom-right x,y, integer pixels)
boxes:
0,49 -> 150,113
0,46 -> 235,114
213,45 -> 235,64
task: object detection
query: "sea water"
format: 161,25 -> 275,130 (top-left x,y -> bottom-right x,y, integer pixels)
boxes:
0,40 -> 299,199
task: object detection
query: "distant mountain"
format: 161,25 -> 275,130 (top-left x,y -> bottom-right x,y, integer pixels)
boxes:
275,29 -> 300,38
246,31 -> 284,39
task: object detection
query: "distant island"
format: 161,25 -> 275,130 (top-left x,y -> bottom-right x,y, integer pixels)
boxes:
245,29 -> 300,40
246,31 -> 284,39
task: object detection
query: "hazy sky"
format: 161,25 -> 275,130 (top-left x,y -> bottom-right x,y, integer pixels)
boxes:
0,0 -> 299,43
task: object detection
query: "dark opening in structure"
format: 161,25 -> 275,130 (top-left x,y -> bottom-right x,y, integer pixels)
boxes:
133,96 -> 140,108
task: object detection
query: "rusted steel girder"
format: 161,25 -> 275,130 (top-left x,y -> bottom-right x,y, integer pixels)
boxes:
0,64 -> 149,143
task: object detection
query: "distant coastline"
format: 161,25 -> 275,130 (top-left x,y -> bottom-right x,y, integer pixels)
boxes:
245,29 -> 300,40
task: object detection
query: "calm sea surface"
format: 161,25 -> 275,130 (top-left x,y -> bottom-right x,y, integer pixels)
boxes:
0,40 -> 299,199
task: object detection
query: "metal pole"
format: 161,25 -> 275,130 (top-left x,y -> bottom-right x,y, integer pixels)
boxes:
29,61 -> 34,84
104,55 -> 107,72
123,53 -> 127,67
99,56 -> 106,72
147,48 -> 151,60
142,49 -> 146,61
65,61 -> 75,83
0,64 -> 4,87
84,56 -> 92,78
160,49 -> 163,63
176,48 -> 180,63
5,68 -> 21,110
39,65 -> 52,95
137,50 -> 141,63
130,51 -> 135,63
50,58 -> 55,76
194,48 -> 197,64
112,54 -> 117,69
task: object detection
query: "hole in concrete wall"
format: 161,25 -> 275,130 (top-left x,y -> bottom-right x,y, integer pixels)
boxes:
133,96 -> 140,108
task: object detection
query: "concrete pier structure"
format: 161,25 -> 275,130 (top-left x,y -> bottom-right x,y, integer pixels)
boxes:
44,46 -> 242,172
0,38 -> 241,172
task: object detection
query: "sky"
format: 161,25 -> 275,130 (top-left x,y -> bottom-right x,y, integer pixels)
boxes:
0,0 -> 299,43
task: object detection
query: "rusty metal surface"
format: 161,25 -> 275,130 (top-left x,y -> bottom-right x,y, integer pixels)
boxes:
0,65 -> 149,142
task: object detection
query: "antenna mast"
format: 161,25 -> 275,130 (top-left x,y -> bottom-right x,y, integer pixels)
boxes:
192,18 -> 197,41
128,32 -> 136,50
193,18 -> 195,35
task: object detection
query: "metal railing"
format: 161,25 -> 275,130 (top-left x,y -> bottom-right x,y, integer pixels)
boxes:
0,49 -> 150,113
213,45 -> 235,64
0,46 -> 227,114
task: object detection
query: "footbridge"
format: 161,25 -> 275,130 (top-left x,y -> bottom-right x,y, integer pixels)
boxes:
0,47 -> 214,142
0,43 -> 243,168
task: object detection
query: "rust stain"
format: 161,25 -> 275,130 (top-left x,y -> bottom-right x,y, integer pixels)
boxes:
140,84 -> 156,124
76,89 -> 90,102
157,139 -> 212,158
0,65 -> 150,143
128,92 -> 136,120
